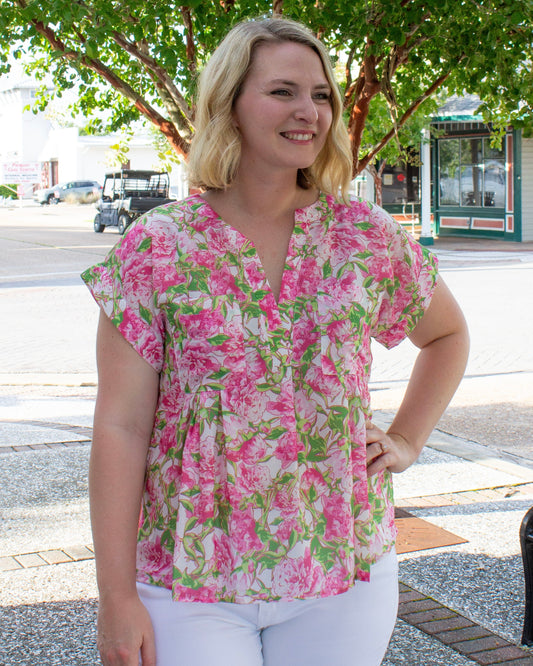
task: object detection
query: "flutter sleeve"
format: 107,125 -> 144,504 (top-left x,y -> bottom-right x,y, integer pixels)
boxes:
370,206 -> 439,349
81,221 -> 165,372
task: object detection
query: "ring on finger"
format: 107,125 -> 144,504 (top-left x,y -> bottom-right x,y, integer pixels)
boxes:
381,441 -> 388,454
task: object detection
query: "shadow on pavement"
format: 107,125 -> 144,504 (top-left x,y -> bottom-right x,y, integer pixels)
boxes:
439,402 -> 533,460
1,598 -> 99,665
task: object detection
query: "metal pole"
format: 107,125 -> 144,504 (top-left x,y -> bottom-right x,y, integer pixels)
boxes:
419,128 -> 434,246
521,506 -> 533,645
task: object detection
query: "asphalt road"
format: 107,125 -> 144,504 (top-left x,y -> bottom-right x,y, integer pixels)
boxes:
1,200 -> 532,463
0,201 -> 114,287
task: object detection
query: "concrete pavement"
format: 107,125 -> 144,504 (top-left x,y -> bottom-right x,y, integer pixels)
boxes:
1,216 -> 533,664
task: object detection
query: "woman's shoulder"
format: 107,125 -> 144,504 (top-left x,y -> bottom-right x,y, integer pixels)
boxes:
140,194 -> 201,226
324,195 -> 397,234
127,193 -> 215,239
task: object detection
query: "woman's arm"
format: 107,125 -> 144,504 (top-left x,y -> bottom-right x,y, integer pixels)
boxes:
90,310 -> 160,665
367,276 -> 470,475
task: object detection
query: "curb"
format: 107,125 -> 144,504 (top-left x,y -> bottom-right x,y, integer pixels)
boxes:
0,373 -> 97,387
0,546 -> 94,572
371,413 -> 533,483
399,583 -> 533,665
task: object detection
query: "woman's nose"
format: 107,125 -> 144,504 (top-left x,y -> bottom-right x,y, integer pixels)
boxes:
294,96 -> 319,123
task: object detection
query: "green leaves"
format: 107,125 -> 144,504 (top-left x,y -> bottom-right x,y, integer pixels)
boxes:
326,405 -> 348,432
307,434 -> 329,462
2,0 -> 532,164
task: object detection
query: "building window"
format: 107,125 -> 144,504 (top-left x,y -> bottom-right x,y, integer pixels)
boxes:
381,161 -> 420,204
439,136 -> 505,208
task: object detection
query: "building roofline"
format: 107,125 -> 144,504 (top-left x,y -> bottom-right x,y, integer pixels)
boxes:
432,114 -> 485,122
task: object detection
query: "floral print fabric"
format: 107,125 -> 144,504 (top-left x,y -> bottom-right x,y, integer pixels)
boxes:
82,193 -> 438,604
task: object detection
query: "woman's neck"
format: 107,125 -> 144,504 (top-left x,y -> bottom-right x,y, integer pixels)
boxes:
213,169 -> 317,221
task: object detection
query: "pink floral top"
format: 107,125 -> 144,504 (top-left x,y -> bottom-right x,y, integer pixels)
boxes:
82,193 -> 438,604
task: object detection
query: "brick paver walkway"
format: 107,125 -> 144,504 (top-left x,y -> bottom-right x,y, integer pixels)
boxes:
399,583 -> 533,665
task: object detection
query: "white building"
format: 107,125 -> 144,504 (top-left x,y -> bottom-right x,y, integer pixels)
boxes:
0,72 -> 187,199
38,127 -> 188,199
0,75 -> 52,167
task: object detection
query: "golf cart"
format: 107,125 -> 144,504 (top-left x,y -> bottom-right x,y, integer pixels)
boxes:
94,169 -> 173,234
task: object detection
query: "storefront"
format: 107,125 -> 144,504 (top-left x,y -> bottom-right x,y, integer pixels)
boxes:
431,118 -> 521,241
376,95 -> 533,242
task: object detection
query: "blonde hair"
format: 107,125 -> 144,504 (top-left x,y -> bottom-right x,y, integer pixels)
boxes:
187,17 -> 353,201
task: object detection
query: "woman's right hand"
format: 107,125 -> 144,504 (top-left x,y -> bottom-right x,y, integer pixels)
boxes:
97,594 -> 156,665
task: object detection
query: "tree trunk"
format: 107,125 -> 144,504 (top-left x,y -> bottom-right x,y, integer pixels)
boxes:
374,175 -> 383,207
367,161 -> 387,207
347,50 -> 381,176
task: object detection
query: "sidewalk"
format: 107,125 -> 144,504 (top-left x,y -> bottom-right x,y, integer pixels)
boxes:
1,237 -> 533,664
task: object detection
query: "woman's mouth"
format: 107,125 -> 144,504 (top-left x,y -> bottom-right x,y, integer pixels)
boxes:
281,131 -> 314,141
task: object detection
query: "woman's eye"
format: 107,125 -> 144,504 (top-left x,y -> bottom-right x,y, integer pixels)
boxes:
313,92 -> 331,101
271,89 -> 292,96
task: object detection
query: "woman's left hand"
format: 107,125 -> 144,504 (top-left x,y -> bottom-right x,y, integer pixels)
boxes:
365,421 -> 419,476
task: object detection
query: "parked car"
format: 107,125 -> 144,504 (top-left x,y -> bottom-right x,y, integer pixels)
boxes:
34,180 -> 102,205
94,170 -> 173,234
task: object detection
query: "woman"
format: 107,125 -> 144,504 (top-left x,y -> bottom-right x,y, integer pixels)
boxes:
82,17 -> 469,666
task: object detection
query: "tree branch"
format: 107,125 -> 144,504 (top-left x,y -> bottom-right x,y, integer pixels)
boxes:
344,45 -> 357,96
180,6 -> 197,77
356,68 -> 455,174
219,0 -> 235,11
111,32 -> 194,135
25,15 -> 190,155
366,0 -> 414,30
381,53 -> 402,153
347,39 -> 381,174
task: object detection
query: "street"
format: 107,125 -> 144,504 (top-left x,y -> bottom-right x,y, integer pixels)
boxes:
0,202 -> 113,380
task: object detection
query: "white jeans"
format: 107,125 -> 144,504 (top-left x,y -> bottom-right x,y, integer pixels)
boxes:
137,548 -> 398,666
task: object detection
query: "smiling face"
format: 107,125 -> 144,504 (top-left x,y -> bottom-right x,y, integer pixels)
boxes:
232,41 -> 333,180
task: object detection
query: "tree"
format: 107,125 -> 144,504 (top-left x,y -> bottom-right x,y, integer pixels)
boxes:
1,0 -> 532,178
356,90 -> 438,205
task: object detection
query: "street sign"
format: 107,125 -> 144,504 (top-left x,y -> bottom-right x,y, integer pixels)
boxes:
1,161 -> 41,184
